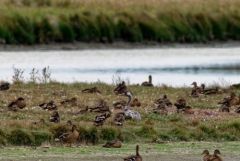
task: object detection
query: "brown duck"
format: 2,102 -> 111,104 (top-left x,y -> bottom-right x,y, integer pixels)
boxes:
114,81 -> 128,95
59,124 -> 79,147
89,99 -> 110,113
218,92 -> 239,107
153,103 -> 168,115
39,100 -> 57,111
82,87 -> 101,94
103,139 -> 122,148
209,149 -> 223,161
49,111 -> 60,123
154,94 -> 172,107
113,112 -> 125,126
8,97 -> 26,111
113,100 -> 127,109
201,84 -> 219,95
123,145 -> 142,161
141,75 -> 153,87
60,97 -> 77,106
130,98 -> 141,107
235,106 -> 240,113
202,150 -> 211,161
174,98 -> 193,114
191,82 -> 202,97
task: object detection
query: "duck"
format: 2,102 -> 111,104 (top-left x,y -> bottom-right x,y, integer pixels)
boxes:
49,111 -> 60,123
174,98 -> 187,112
123,145 -> 142,161
141,75 -> 153,87
39,100 -> 57,111
89,99 -> 110,113
114,81 -> 128,95
201,84 -> 219,95
218,92 -> 239,107
209,149 -> 223,161
219,104 -> 230,112
60,97 -> 77,106
94,111 -> 111,126
154,94 -> 172,107
8,97 -> 26,111
235,106 -> 240,113
113,100 -> 127,109
113,112 -> 125,126
130,98 -> 141,107
0,82 -> 10,91
73,106 -> 89,115
191,82 -> 202,97
202,150 -> 211,161
153,103 -> 168,115
82,87 -> 101,94
58,124 -> 79,147
103,139 -> 122,148
174,98 -> 194,114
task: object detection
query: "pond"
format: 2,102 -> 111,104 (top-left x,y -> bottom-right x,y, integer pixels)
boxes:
0,47 -> 240,86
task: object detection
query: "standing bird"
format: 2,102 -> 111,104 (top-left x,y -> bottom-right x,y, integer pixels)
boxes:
0,82 -> 10,91
123,145 -> 142,161
8,97 -> 26,111
123,92 -> 141,121
58,124 -> 79,147
141,75 -> 153,87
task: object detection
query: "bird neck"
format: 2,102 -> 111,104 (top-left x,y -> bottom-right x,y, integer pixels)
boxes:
149,76 -> 152,84
136,145 -> 139,156
126,92 -> 132,106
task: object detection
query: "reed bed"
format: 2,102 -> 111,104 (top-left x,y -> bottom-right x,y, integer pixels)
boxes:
0,0 -> 240,44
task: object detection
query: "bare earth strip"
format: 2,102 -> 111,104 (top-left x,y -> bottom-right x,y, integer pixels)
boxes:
0,142 -> 239,161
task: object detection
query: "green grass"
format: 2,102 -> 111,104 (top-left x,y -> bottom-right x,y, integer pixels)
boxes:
0,0 -> 240,44
0,82 -> 240,146
0,142 -> 240,161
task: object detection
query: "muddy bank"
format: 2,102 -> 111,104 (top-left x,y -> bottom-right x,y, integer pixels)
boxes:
0,41 -> 240,51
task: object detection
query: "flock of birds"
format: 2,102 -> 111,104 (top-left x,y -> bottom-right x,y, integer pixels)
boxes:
0,75 -> 239,161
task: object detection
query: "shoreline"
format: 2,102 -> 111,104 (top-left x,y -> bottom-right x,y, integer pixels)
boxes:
0,41 -> 240,51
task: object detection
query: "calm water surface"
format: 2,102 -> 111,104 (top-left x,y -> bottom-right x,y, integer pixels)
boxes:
0,47 -> 240,86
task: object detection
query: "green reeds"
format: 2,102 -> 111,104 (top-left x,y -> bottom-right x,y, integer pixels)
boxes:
0,0 -> 240,44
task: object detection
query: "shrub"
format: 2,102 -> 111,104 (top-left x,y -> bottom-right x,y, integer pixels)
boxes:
100,127 -> 118,141
32,131 -> 52,146
8,129 -> 34,145
137,124 -> 157,137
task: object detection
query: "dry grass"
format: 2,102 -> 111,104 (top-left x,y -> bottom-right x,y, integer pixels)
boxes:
0,82 -> 239,146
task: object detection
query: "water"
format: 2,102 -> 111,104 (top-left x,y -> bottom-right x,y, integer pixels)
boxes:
1,47 -> 240,87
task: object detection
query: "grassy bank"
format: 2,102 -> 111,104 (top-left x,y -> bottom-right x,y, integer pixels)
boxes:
0,0 -> 240,44
0,82 -> 240,146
